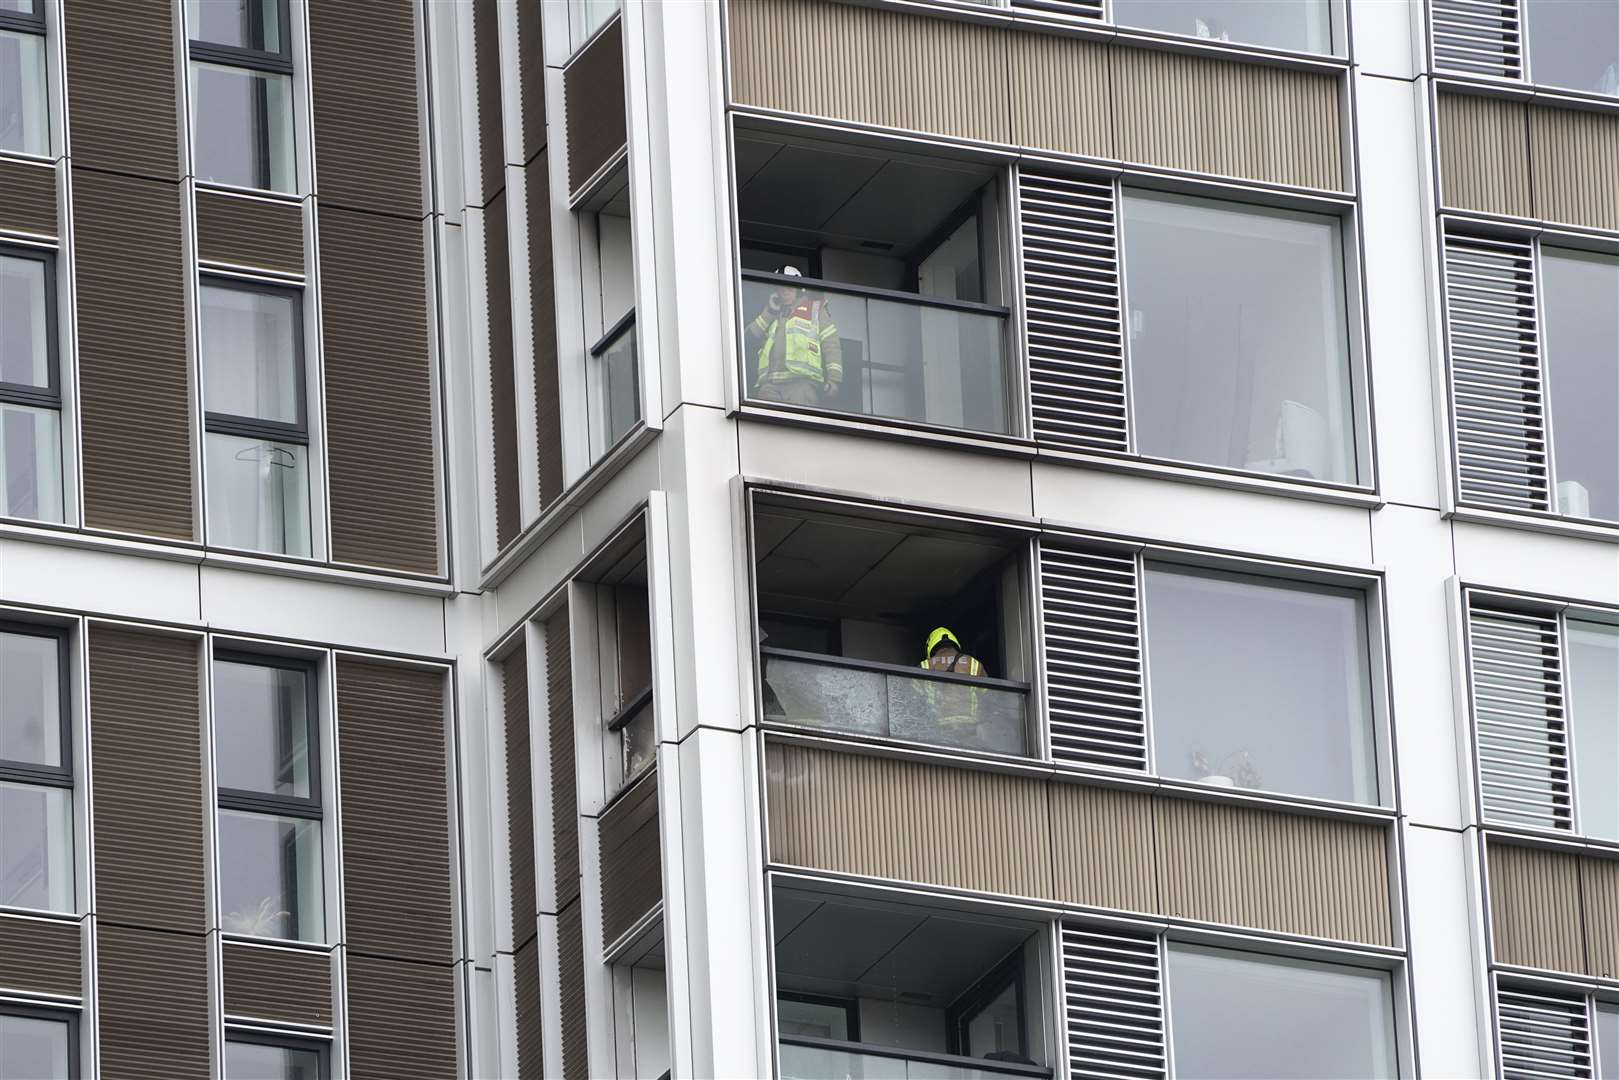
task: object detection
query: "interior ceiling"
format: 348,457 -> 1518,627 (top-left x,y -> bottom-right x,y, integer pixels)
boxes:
735,132 -> 990,259
773,891 -> 1031,1007
755,509 -> 1009,619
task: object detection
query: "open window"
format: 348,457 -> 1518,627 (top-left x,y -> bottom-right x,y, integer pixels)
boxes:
579,170 -> 639,462
772,881 -> 1053,1079
734,127 -> 1013,436
752,496 -> 1033,758
586,534 -> 654,797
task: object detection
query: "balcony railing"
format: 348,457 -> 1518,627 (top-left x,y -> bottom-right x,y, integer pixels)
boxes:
779,1037 -> 1053,1080
760,647 -> 1029,757
741,271 -> 1011,436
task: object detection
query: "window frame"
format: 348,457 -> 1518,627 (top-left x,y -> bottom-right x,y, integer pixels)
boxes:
212,650 -> 321,821
0,1001 -> 81,1080
947,948 -> 1029,1059
777,991 -> 861,1043
0,2 -> 45,37
0,618 -> 70,789
224,1027 -> 330,1080
0,2 -> 49,161
186,0 -> 296,194
1535,241 -> 1618,525
198,275 -> 309,449
0,245 -> 59,408
1518,0 -> 1619,98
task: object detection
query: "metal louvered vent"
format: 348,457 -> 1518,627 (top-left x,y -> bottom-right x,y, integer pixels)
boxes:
1040,541 -> 1147,772
1443,232 -> 1549,513
1497,985 -> 1592,1079
1468,600 -> 1571,831
1062,924 -> 1166,1080
1018,170 -> 1129,454
1431,0 -> 1524,81
1009,0 -> 1106,21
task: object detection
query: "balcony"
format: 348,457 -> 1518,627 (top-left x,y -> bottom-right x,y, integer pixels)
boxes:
761,648 -> 1029,757
779,1037 -> 1052,1080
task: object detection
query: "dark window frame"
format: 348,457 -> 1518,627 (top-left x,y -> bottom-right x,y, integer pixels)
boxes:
224,1027 -> 330,1080
777,991 -> 860,1043
0,245 -> 60,410
0,1001 -> 81,1080
199,275 -> 308,448
0,618 -> 71,788
947,948 -> 1030,1059
212,650 -> 321,821
187,0 -> 294,191
0,3 -> 45,36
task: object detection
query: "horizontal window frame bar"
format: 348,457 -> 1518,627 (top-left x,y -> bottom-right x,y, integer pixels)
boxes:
777,1034 -> 1053,1079
0,761 -> 72,788
605,685 -> 654,733
761,645 -> 1032,692
0,8 -> 44,34
218,788 -> 322,820
0,383 -> 61,409
205,413 -> 309,445
589,308 -> 637,359
189,40 -> 294,75
742,269 -> 1012,318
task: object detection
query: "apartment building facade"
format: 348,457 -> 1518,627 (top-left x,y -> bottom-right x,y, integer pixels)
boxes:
0,0 -> 1614,1078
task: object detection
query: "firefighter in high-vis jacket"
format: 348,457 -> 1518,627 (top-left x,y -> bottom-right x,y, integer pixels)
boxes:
746,265 -> 842,407
921,626 -> 987,679
920,626 -> 989,741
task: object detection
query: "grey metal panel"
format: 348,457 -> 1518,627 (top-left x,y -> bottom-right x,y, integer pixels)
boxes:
97,924 -> 209,1080
1430,0 -> 1524,80
1495,984 -> 1593,1080
0,157 -> 57,237
0,915 -> 80,998
1437,92 -> 1533,218
1467,599 -> 1570,828
221,942 -> 333,1027
1487,841 -> 1586,974
346,955 -> 458,1080
1530,106 -> 1619,233
1060,923 -> 1166,1080
1050,782 -> 1156,913
597,768 -> 661,947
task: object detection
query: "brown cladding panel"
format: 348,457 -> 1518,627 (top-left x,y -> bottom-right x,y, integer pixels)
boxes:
64,0 -> 179,179
0,158 -> 57,236
548,611 -> 580,906
557,902 -> 587,1080
565,17 -> 627,195
598,769 -> 661,947
195,191 -> 305,275
513,935 -> 545,1079
308,0 -> 424,217
1050,782 -> 1157,914
1009,33 -> 1113,160
0,915 -> 80,998
347,955 -> 458,1080
765,743 -> 1053,898
221,942 -> 333,1027
1488,841 -> 1585,974
527,153 -> 564,508
1110,47 -> 1343,191
475,0 -> 506,203
488,191 -> 521,548
88,625 -> 205,931
97,925 -> 209,1080
1530,106 -> 1619,232
1154,796 -> 1391,945
518,0 -> 547,163
74,170 -> 193,540
337,657 -> 453,963
505,646 -> 537,945
1436,92 -> 1532,218
1582,855 -> 1619,980
319,206 -> 440,574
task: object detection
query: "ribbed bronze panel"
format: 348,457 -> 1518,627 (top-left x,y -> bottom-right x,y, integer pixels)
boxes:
64,0 -> 179,179
1050,783 -> 1156,913
488,190 -> 521,548
513,934 -> 544,1079
1110,47 -> 1342,190
547,611 -> 579,906
88,625 -> 205,931
195,191 -> 305,275
336,657 -> 452,963
527,153 -> 563,508
221,942 -> 333,1027
319,206 -> 439,574
1009,32 -> 1112,159
564,17 -> 627,195
765,743 -> 1053,898
347,955 -> 458,1080
557,902 -> 587,1080
0,915 -> 80,997
97,925 -> 208,1080
1582,855 -> 1619,980
1436,92 -> 1532,218
74,169 -> 193,540
1487,841 -> 1584,973
1530,106 -> 1619,232
308,0 -> 424,217
728,0 -> 1011,145
1153,796 -> 1391,946
475,0 -> 505,203
517,0 -> 546,163
505,647 -> 537,946
0,158 -> 57,237
599,770 -> 661,947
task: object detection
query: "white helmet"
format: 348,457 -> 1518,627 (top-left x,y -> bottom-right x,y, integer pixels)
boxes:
777,264 -> 803,278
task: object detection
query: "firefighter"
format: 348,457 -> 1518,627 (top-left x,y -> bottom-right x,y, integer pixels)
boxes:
746,265 -> 842,407
919,626 -> 989,742
921,626 -> 988,678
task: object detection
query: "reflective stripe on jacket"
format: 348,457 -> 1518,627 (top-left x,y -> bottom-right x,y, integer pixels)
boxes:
752,300 -> 840,385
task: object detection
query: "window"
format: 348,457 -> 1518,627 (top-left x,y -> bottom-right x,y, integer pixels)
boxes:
1113,0 -> 1333,53
199,279 -> 311,556
1142,564 -> 1378,804
213,655 -> 324,943
735,129 -> 1012,436
0,1004 -> 76,1080
598,563 -> 654,794
1166,944 -> 1396,1079
1525,0 -> 1619,95
1601,1001 -> 1619,1078
186,0 -> 296,192
1569,618 -> 1619,841
568,0 -> 620,53
0,247 -> 63,523
1540,248 -> 1619,523
225,1033 -> 326,1080
0,1 -> 48,158
0,623 -> 73,913
584,183 -> 639,457
1121,190 -> 1358,485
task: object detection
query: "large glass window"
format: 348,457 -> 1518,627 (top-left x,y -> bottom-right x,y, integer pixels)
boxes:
199,280 -> 311,556
1525,0 -> 1619,96
0,1006 -> 75,1080
0,624 -> 72,914
735,130 -> 1011,436
1600,1001 -> 1619,1079
187,0 -> 296,192
0,3 -> 48,158
1122,190 -> 1358,485
0,248 -> 63,523
225,1034 -> 325,1080
213,655 -> 324,943
1113,0 -> 1333,53
1569,619 -> 1619,841
1167,944 -> 1396,1079
1541,248 -> 1619,522
1143,565 -> 1378,804
585,184 -> 639,457
590,540 -> 656,796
